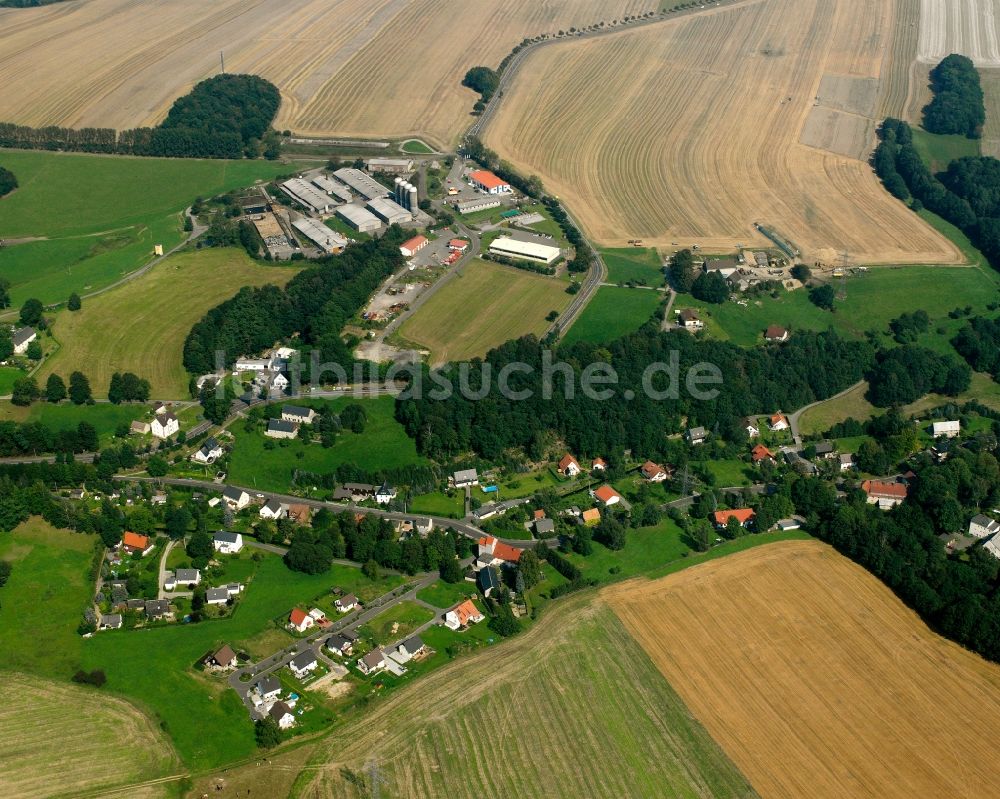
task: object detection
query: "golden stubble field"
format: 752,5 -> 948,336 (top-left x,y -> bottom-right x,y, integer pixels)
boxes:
484,0 -> 959,263
0,0 -> 656,149
603,540 -> 1000,799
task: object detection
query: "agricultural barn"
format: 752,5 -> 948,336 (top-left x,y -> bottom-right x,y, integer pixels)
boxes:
313,175 -> 352,203
367,197 -> 412,225
469,169 -> 511,194
366,158 -> 413,174
336,204 -> 381,233
455,197 -> 502,214
280,179 -> 334,214
292,217 -> 348,254
400,235 -> 429,257
333,168 -> 390,201
489,236 -> 561,265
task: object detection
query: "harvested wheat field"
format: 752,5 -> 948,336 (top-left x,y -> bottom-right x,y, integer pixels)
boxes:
0,672 -> 178,798
299,594 -> 758,799
604,540 -> 1000,799
918,0 -> 1000,66
0,0 -> 655,149
485,0 -> 959,263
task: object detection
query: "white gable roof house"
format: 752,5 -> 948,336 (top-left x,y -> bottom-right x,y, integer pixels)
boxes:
12,326 -> 37,355
192,437 -> 224,464
969,514 -> 1000,540
259,499 -> 286,520
151,412 -> 180,440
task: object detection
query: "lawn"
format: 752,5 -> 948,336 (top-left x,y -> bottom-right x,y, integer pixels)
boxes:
409,490 -> 465,518
25,401 -> 146,442
0,365 -> 24,395
37,248 -> 300,399
910,127 -> 979,174
400,139 -> 434,154
601,247 -> 664,285
799,382 -> 876,436
561,285 -> 663,346
357,600 -> 435,647
0,150 -> 293,305
416,580 -> 477,609
704,458 -> 755,486
399,258 -> 571,363
227,395 -> 425,492
566,518 -> 691,584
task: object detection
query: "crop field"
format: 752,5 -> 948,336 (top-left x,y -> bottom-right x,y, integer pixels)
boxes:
0,150 -> 291,306
399,259 -> 570,364
981,67 -> 1000,158
0,0 -> 657,150
36,248 -> 299,399
561,286 -> 662,345
918,0 -> 1000,66
485,0 -> 959,264
299,593 -> 757,799
1,673 -> 178,799
605,540 -> 1000,799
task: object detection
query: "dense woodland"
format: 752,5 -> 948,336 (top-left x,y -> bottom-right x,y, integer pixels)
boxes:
0,75 -> 281,159
922,54 -> 985,138
183,229 -> 408,374
0,165 -> 16,196
953,315 -> 1000,378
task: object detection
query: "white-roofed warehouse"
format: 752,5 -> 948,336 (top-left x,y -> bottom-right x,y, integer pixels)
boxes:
489,236 -> 561,265
280,179 -> 334,214
333,168 -> 390,201
312,175 -> 352,203
367,197 -> 412,225
336,204 -> 381,232
292,217 -> 348,254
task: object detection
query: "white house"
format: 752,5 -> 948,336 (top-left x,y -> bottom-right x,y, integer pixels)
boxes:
358,649 -> 386,675
151,413 -> 180,440
269,701 -> 296,730
205,587 -> 230,605
678,309 -> 703,330
375,482 -> 397,505
192,437 -> 224,464
743,418 -> 760,439
839,453 -> 856,472
164,568 -> 200,591
222,487 -> 250,510
266,419 -> 298,439
281,405 -> 316,425
259,499 -> 286,520
686,427 -> 707,445
212,531 -> 244,554
593,485 -> 622,507
289,651 -> 318,678
453,469 -> 479,488
640,461 -> 669,482
932,420 -> 961,439
100,613 -> 122,630
254,676 -> 281,704
969,514 -> 1000,539
444,600 -> 485,630
12,326 -> 37,355
984,533 -> 1000,560
335,593 -> 358,613
288,608 -> 314,633
558,454 -> 581,477
767,413 -> 789,432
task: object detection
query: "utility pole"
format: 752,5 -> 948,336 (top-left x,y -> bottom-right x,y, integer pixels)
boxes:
838,249 -> 849,300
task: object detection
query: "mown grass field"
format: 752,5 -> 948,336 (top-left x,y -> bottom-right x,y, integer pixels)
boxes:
227,395 -> 425,492
359,600 -> 435,646
0,366 -> 24,395
799,381 -> 875,435
602,246 -> 664,284
299,594 -> 758,799
0,399 -> 147,444
0,150 -> 292,306
605,540 -> 1000,799
37,248 -> 299,399
561,285 -> 662,345
910,126 -> 979,173
399,259 -> 571,363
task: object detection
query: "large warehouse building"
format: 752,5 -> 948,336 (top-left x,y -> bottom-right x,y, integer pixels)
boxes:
489,236 -> 561,265
333,168 -> 390,201
336,204 -> 381,232
367,197 -> 412,225
312,175 -> 352,203
280,179 -> 334,214
292,217 -> 348,254
366,158 -> 413,174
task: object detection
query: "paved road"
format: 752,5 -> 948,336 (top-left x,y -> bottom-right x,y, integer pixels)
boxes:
787,380 -> 865,447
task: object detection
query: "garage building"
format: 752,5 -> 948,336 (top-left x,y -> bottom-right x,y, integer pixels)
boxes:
336,204 -> 381,233
489,236 -> 561,265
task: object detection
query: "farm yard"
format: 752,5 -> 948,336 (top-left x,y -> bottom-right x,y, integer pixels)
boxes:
483,0 -> 959,264
299,594 -> 757,799
398,259 -> 571,364
605,540 -> 1000,799
0,0 -> 658,150
36,248 -> 299,399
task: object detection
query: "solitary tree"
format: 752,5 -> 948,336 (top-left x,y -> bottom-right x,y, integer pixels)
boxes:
67,293 -> 82,311
19,297 -> 44,327
809,284 -> 836,311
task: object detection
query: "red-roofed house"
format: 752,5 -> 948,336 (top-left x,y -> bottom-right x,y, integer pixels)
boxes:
594,485 -> 622,507
477,535 -> 522,565
592,457 -> 607,471
288,608 -> 315,633
493,541 -> 522,564
861,480 -> 907,510
640,461 -> 670,482
558,454 -> 581,476
445,599 -> 485,630
768,413 -> 790,432
751,444 -> 776,464
469,169 -> 511,194
448,239 -> 469,252
122,531 -> 154,557
712,508 -> 756,529
765,325 -> 789,343
399,235 -> 428,257
582,508 -> 601,525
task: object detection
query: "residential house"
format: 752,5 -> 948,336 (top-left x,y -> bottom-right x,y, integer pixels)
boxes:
287,504 -> 311,525
743,418 -> 760,439
969,514 -> 1000,539
326,634 -> 354,656
100,614 -> 122,630
122,531 -> 154,557
813,441 -> 837,459
861,480 -> 907,510
206,587 -> 230,605
398,636 -> 426,659
476,535 -> 523,566
282,405 -> 316,425
453,469 -> 479,488
130,420 -> 151,435
686,426 -> 707,445
150,492 -> 167,506
640,461 -> 670,482
558,454 -> 582,476
839,453 -> 856,472
254,676 -> 281,703
764,325 -> 789,343
784,449 -> 817,475
12,326 -> 37,355
269,701 -> 296,730
593,484 -> 622,507
932,439 -> 953,463
165,568 -> 200,591
592,457 -> 607,471
375,482 -> 397,505
256,369 -> 289,395
151,413 -> 180,440
712,508 -> 756,530
308,608 -> 327,624
205,645 -> 237,670
289,651 -> 318,678
289,608 -> 315,633
768,413 -> 789,432
331,487 -> 353,501
266,419 -> 299,439
678,309 -> 704,330
751,444 -> 776,464
444,599 -> 485,630
223,486 -> 250,510
984,534 -> 1000,560
413,517 -> 434,537
213,531 -> 244,554
153,402 -> 168,415
192,437 -> 224,464
581,508 -> 601,525
477,565 -> 501,597
125,598 -> 146,612
535,517 -> 555,536
145,599 -> 170,620
259,499 -> 286,520
932,420 -> 961,439
358,649 -> 386,675
335,594 -> 358,613
342,483 -> 376,501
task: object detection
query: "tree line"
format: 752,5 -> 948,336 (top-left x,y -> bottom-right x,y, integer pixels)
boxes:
0,74 -> 281,159
922,54 -> 985,138
0,165 -> 16,196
